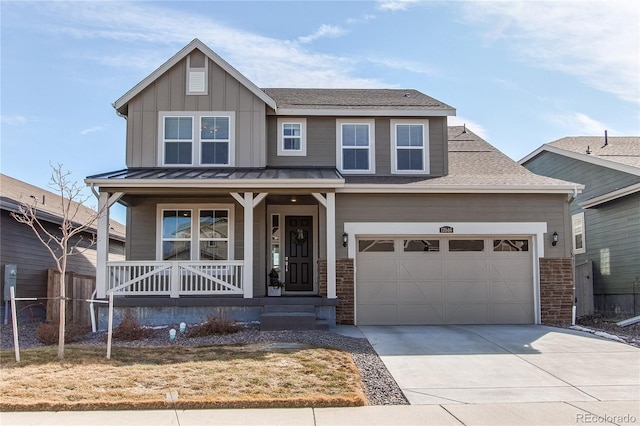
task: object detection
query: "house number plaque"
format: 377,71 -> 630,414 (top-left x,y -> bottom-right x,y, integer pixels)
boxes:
439,226 -> 454,234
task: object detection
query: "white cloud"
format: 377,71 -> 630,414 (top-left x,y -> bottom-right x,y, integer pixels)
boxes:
0,115 -> 28,125
32,2 -> 388,88
448,115 -> 489,140
461,1 -> 640,104
365,56 -> 438,77
298,24 -> 347,44
80,125 -> 105,136
377,0 -> 421,12
547,112 -> 612,136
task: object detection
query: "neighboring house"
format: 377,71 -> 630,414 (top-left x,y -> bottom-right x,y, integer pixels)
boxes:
520,136 -> 640,317
86,39 -> 582,330
0,174 -> 126,319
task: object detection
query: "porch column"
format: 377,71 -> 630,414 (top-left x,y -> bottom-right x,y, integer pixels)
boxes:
243,192 -> 254,299
96,192 -> 109,299
326,192 -> 337,299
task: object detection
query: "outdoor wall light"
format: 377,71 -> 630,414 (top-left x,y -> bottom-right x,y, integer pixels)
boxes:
342,232 -> 348,247
552,231 -> 558,246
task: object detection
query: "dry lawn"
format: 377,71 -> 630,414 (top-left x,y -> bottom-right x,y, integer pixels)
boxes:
0,343 -> 366,411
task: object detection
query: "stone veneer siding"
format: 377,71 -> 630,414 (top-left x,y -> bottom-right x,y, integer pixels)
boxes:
318,258 -> 355,325
539,258 -> 574,324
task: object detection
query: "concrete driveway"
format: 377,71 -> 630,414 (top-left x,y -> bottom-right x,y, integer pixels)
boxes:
360,325 -> 640,405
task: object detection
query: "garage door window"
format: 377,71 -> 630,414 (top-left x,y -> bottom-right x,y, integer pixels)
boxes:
404,239 -> 440,252
449,240 -> 484,252
358,240 -> 394,252
493,240 -> 529,252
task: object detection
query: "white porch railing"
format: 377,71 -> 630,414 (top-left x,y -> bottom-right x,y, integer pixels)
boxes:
106,261 -> 244,297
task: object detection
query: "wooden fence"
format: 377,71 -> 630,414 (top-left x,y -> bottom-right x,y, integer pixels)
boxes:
47,270 -> 96,327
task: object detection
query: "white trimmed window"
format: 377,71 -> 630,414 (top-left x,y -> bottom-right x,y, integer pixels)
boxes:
158,204 -> 234,261
572,212 -> 586,254
277,118 -> 307,156
336,119 -> 375,174
391,119 -> 429,174
160,111 -> 235,166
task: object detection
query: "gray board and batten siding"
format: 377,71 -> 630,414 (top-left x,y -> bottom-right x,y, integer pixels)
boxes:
523,150 -> 640,306
125,49 -> 267,168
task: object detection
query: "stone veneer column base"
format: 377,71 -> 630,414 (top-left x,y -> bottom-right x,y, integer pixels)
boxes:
318,258 -> 355,325
539,258 -> 574,324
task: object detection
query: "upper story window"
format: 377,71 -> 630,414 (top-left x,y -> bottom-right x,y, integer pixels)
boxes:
160,112 -> 235,166
336,119 -> 375,174
158,204 -> 234,261
277,118 -> 307,156
391,119 -> 429,174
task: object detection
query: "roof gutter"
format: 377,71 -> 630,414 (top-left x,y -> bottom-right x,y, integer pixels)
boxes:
84,178 -> 346,190
339,183 -> 584,194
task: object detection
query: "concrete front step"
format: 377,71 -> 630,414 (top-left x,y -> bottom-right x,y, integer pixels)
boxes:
259,311 -> 330,331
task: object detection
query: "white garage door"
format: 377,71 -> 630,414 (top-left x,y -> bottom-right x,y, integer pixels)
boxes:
356,237 -> 534,325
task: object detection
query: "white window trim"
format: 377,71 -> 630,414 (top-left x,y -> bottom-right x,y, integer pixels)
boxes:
572,212 -> 586,254
159,111 -> 235,167
277,118 -> 307,156
390,119 -> 430,174
156,203 -> 235,261
336,119 -> 375,174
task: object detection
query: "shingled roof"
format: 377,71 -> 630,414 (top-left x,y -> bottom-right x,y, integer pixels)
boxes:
547,136 -> 640,169
342,126 -> 582,191
0,174 -> 125,240
262,88 -> 455,114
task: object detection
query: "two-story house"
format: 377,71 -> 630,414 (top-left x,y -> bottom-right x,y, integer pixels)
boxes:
86,39 -> 582,330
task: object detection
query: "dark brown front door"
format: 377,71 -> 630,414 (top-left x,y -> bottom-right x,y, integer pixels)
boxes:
284,216 -> 313,292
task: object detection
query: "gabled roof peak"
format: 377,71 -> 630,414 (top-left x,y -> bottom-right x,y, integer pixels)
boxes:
113,39 -> 277,115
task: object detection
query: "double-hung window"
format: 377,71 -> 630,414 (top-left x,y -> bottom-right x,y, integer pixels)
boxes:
277,118 -> 307,156
160,112 -> 235,166
391,120 -> 429,174
200,116 -> 230,165
159,204 -> 233,261
164,117 -> 193,165
337,119 -> 375,173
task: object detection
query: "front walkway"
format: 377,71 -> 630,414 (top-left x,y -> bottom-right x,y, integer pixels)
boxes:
360,325 -> 640,405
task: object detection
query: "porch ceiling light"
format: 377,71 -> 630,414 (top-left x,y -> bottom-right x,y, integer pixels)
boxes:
342,232 -> 348,247
290,196 -> 297,203
552,231 -> 558,246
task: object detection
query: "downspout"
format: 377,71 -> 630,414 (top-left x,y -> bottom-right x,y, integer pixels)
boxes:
568,184 -> 579,325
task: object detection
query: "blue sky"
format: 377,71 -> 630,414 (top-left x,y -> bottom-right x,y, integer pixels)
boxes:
1,0 -> 638,224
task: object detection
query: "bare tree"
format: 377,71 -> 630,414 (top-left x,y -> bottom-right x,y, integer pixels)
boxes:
11,164 -> 102,360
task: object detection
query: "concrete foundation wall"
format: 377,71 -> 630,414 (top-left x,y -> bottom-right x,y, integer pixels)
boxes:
96,298 -> 336,331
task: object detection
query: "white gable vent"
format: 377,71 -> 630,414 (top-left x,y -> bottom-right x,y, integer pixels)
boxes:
188,71 -> 206,93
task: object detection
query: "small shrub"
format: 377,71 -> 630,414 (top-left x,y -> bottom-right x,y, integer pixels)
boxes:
112,309 -> 153,341
186,316 -> 242,338
35,322 -> 89,345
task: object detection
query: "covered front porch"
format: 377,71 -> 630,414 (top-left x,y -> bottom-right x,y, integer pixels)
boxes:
87,167 -> 344,328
